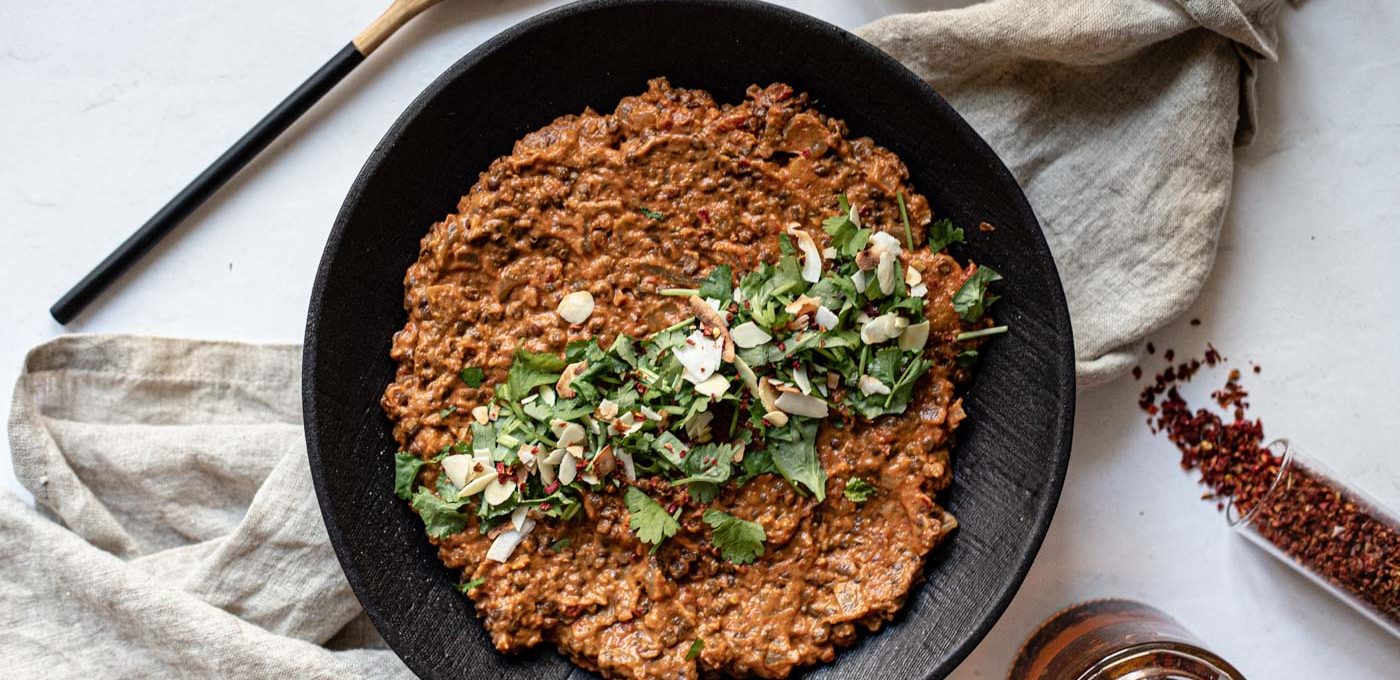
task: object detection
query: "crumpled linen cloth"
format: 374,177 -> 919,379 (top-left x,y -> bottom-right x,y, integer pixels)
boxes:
858,0 -> 1280,386
0,2 -> 1282,678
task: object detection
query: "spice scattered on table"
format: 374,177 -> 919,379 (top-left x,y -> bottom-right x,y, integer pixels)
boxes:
1138,347 -> 1400,629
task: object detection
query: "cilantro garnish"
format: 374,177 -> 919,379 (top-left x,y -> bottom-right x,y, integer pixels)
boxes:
459,366 -> 485,388
956,325 -> 1009,341
897,191 -> 914,251
410,487 -> 471,539
956,349 -> 979,367
456,577 -> 485,593
549,538 -> 571,552
697,265 -> 734,301
952,265 -> 1003,322
928,218 -> 965,252
843,477 -> 877,503
702,510 -> 766,564
439,406 -> 456,418
686,638 -> 705,661
767,418 -> 825,501
641,208 -> 665,221
502,348 -> 566,401
394,452 -> 426,501
625,487 -> 680,549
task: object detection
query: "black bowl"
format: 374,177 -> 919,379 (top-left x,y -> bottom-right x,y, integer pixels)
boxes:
304,1 -> 1074,678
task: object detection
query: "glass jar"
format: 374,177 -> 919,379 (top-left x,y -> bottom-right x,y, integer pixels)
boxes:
1226,439 -> 1400,638
1008,599 -> 1244,680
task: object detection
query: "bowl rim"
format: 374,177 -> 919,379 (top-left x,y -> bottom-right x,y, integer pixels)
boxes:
304,1 -> 1075,678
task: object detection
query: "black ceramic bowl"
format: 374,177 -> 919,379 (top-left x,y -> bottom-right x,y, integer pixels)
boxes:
304,1 -> 1074,678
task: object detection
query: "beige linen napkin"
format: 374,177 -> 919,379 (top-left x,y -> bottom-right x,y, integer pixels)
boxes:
858,0 -> 1281,386
1,1 -> 1282,676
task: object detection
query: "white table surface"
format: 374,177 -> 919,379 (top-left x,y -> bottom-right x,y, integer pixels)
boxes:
3,0 -> 1398,677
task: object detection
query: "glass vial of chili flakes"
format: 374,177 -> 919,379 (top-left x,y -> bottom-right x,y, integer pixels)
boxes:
1227,439 -> 1400,638
1008,599 -> 1245,680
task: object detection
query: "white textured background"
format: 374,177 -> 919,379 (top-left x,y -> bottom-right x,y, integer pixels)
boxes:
2,0 -> 1398,677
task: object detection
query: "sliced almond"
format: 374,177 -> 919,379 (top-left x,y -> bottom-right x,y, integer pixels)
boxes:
674,329 -> 725,383
899,321 -> 930,352
458,468 -> 499,499
470,406 -> 490,425
511,506 -> 530,532
757,377 -> 779,413
596,398 -> 619,421
869,231 -> 903,257
786,224 -> 823,283
731,321 -> 772,348
910,283 -> 929,298
695,373 -> 731,400
792,365 -> 812,395
762,410 -> 789,427
615,450 -> 637,480
441,455 -> 475,488
554,421 -> 585,447
592,445 -> 617,476
784,295 -> 822,317
555,360 -> 588,399
851,269 -> 868,294
687,296 -> 735,362
566,445 -> 585,459
827,372 -> 840,390
556,290 -> 595,324
538,458 -> 556,485
876,251 -> 896,295
543,448 -> 566,466
813,305 -> 839,331
558,454 -> 578,485
640,405 -> 663,421
855,249 -> 879,271
775,391 -> 829,418
859,375 -> 892,396
517,445 -> 538,471
822,246 -> 838,260
905,266 -> 923,286
860,313 -> 907,345
483,477 -> 517,506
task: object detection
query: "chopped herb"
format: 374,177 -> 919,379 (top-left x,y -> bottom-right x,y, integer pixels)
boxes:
456,577 -> 485,593
697,264 -> 734,301
956,325 -> 1009,341
410,487 -> 471,539
393,452 -> 426,500
928,218 -> 965,252
458,366 -> 486,388
951,265 -> 1003,322
897,191 -> 914,251
625,487 -> 680,549
686,638 -> 705,661
439,406 -> 457,418
956,349 -> 980,367
767,418 -> 825,501
549,538 -> 572,552
502,348 -> 566,401
641,208 -> 665,220
659,288 -> 700,297
843,477 -> 877,503
703,510 -> 766,564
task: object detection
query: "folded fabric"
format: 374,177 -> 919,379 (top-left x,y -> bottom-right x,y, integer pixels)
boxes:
858,0 -> 1281,386
1,335 -> 409,678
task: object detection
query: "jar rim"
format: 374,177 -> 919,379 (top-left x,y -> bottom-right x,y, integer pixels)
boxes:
1225,438 -> 1291,528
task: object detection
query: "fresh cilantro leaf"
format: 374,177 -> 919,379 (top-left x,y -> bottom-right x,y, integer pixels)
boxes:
844,477 -> 877,503
393,452 -> 425,500
885,356 -> 931,414
459,366 -> 486,388
439,406 -> 456,418
549,538 -> 571,552
673,443 -> 739,486
956,349 -> 979,367
641,208 -> 665,221
686,638 -> 705,661
766,417 -> 825,501
456,577 -> 485,593
736,445 -> 776,486
410,487 -> 471,539
897,191 -> 914,251
956,325 -> 1009,341
928,218 -> 965,252
624,487 -> 679,548
651,431 -> 689,468
951,265 -> 1003,322
502,348 -> 566,401
702,510 -> 766,564
697,265 -> 734,302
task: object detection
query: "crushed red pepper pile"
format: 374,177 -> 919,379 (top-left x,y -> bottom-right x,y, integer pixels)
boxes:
1137,344 -> 1400,627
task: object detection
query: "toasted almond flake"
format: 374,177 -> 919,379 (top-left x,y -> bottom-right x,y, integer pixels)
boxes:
785,315 -> 811,332
910,283 -> 928,298
786,224 -> 823,283
687,297 -> 734,362
861,313 -> 907,345
541,386 -> 557,406
511,506 -> 530,532
592,446 -> 617,476
566,445 -> 585,458
762,410 -> 789,427
784,295 -> 822,317
458,468 -> 499,499
596,399 -> 619,420
813,305 -> 839,331
674,330 -> 724,384
757,377 -> 779,413
441,455 -> 475,488
848,203 -> 862,228
555,421 -> 585,447
856,311 -> 873,324
538,458 -> 556,484
731,322 -> 772,348
793,365 -> 813,395
869,231 -> 903,257
899,321 -> 931,352
876,251 -> 896,295
517,445 -> 538,471
775,391 -> 829,418
640,405 -> 663,421
488,404 -> 500,421
558,454 -> 578,485
471,406 -> 490,425
556,290 -> 594,324
695,373 -> 731,400
851,269 -> 868,293
704,297 -> 724,312
486,519 -> 534,563
580,470 -> 600,485
484,477 -> 517,506
520,394 -> 539,405
827,372 -> 840,390
905,266 -> 923,286
543,448 -> 566,466
615,450 -> 637,480
822,246 -> 838,260
732,287 -> 744,303
686,411 -> 715,443
859,375 -> 892,396
555,360 -> 588,399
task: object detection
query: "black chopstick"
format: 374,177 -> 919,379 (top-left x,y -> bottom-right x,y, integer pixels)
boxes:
50,0 -> 444,324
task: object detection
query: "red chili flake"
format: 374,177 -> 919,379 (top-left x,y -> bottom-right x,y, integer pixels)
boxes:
738,158 -> 751,168
544,480 -> 560,494
1146,342 -> 1156,355
496,462 -> 508,477
776,341 -> 786,351
1253,365 -> 1261,374
1164,348 -> 1176,362
743,300 -> 752,310
698,208 -> 711,223
800,148 -> 811,158
539,502 -> 552,511
666,502 -> 679,514
637,384 -> 648,395
1132,366 -> 1143,381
